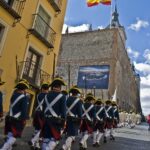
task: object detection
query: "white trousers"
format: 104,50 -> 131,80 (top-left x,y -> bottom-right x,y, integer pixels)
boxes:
62,136 -> 75,150
80,132 -> 89,148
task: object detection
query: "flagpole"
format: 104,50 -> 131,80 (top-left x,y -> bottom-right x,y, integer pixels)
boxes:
109,0 -> 113,29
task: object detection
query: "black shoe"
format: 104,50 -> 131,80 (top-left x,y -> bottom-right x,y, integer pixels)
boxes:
110,135 -> 115,141
93,143 -> 97,147
79,143 -> 84,150
103,136 -> 107,143
96,142 -> 100,147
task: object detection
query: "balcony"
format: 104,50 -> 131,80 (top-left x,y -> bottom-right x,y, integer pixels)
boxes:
28,14 -> 56,48
48,0 -> 62,12
0,0 -> 25,19
18,60 -> 51,88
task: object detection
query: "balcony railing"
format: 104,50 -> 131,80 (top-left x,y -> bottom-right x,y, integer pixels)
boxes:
48,0 -> 62,12
18,61 -> 51,87
29,14 -> 56,48
0,0 -> 25,19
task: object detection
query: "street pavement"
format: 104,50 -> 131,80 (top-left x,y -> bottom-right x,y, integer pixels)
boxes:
0,123 -> 150,150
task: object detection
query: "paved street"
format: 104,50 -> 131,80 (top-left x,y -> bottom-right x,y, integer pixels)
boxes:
0,123 -> 150,150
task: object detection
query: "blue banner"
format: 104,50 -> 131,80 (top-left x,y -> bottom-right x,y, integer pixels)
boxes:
77,65 -> 110,89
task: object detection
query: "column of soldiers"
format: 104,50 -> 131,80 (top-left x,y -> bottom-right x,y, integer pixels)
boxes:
0,77 -> 142,150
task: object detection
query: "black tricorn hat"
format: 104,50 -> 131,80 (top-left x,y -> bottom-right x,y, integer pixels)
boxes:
41,82 -> 50,89
85,93 -> 95,102
95,99 -> 103,105
105,100 -> 112,104
69,86 -> 81,94
15,81 -> 29,90
50,78 -> 66,87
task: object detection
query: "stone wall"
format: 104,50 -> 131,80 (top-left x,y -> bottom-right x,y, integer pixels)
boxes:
57,28 -> 142,113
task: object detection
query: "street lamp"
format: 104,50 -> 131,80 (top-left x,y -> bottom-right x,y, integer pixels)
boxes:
82,75 -> 87,95
93,85 -> 96,97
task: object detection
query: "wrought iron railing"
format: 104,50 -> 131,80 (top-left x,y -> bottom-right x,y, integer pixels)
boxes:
48,0 -> 62,12
18,60 -> 51,87
29,14 -> 56,48
0,0 -> 25,19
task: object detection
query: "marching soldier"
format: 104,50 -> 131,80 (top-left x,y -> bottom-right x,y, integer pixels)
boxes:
0,78 -> 5,121
80,93 -> 96,150
93,99 -> 106,147
61,86 -> 82,150
41,78 -> 66,150
112,101 -> 119,128
0,80 -> 29,150
104,100 -> 114,143
29,82 -> 50,149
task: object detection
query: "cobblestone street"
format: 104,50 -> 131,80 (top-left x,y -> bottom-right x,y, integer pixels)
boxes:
0,123 -> 150,150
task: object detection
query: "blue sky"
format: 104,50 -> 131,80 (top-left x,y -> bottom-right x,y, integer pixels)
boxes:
63,0 -> 150,115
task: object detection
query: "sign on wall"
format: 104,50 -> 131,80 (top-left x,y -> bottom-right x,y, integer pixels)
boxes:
77,65 -> 110,89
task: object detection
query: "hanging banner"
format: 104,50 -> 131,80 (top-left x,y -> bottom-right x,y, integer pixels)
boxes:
77,65 -> 110,89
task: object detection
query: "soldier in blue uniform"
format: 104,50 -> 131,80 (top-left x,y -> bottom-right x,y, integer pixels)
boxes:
80,93 -> 96,150
0,78 -> 5,121
104,100 -> 114,143
93,99 -> 106,147
41,78 -> 66,150
112,101 -> 119,129
29,82 -> 50,149
61,86 -> 82,150
0,80 -> 29,150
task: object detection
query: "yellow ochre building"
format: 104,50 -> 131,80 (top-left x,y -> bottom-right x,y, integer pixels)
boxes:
0,0 -> 67,116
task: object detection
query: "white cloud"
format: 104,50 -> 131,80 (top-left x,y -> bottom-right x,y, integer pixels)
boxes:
97,26 -> 104,30
62,24 -> 91,34
146,33 -> 150,36
128,18 -> 149,31
127,47 -> 140,59
134,62 -> 150,75
143,49 -> 150,63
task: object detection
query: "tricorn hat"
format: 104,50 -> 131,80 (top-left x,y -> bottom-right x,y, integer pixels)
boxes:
69,86 -> 81,94
112,101 -> 117,106
95,98 -> 103,105
41,82 -> 50,89
15,81 -> 29,90
85,93 -> 95,102
61,90 -> 68,95
105,99 -> 112,104
50,78 -> 66,87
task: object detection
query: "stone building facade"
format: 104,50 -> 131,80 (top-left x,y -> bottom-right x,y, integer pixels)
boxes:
57,8 -> 142,113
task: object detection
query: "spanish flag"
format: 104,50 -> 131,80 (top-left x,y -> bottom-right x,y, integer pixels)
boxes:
87,0 -> 101,7
100,0 -> 111,5
87,0 -> 111,7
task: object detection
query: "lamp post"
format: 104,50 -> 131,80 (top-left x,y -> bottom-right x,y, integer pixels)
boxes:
93,85 -> 96,97
82,75 -> 87,95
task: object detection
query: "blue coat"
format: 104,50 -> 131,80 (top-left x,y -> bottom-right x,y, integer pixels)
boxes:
82,102 -> 96,121
113,107 -> 119,121
66,96 -> 82,136
35,93 -> 47,112
43,91 -> 66,118
9,91 -> 29,120
95,105 -> 106,121
66,96 -> 82,118
0,91 -> 3,116
105,105 -> 114,119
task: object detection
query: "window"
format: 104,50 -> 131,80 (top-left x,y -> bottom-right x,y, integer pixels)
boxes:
4,0 -> 14,6
23,48 -> 42,85
34,6 -> 51,38
0,20 -> 8,55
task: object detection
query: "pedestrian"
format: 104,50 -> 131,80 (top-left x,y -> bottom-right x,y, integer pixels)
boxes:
0,80 -> 29,150
147,114 -> 150,131
41,78 -> 66,150
80,93 -> 96,150
93,99 -> 106,147
28,82 -> 50,149
112,101 -> 119,128
0,77 -> 5,121
61,86 -> 82,150
104,100 -> 114,143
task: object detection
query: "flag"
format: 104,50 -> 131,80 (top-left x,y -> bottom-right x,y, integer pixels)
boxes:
100,0 -> 111,5
87,0 -> 101,7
